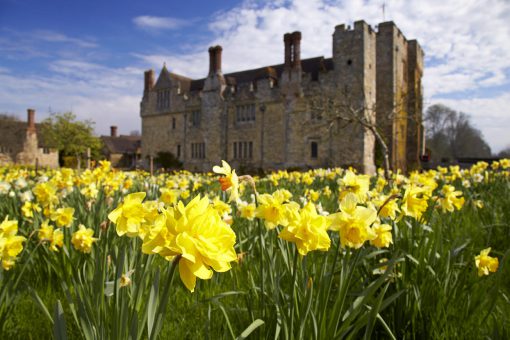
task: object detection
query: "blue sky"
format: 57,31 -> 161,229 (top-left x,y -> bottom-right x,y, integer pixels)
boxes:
1,0 -> 510,152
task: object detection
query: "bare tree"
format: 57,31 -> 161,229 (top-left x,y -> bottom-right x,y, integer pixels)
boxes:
425,104 -> 491,161
311,94 -> 389,177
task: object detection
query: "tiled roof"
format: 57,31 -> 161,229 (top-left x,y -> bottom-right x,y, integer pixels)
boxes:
101,135 -> 141,154
0,120 -> 53,148
168,56 -> 333,92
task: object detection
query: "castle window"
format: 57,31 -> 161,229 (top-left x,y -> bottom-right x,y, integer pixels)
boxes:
43,148 -> 51,154
157,90 -> 171,110
191,143 -> 205,159
311,142 -> 318,159
191,110 -> 201,127
233,141 -> 253,159
0,146 -> 11,153
236,104 -> 256,123
177,144 -> 181,158
347,59 -> 352,66
172,117 -> 176,129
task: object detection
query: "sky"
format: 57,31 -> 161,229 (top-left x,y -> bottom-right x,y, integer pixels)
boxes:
1,0 -> 509,153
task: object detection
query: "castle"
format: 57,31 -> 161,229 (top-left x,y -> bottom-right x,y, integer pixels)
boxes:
140,20 -> 424,173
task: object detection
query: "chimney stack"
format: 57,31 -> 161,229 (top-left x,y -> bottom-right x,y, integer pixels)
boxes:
284,33 -> 292,68
27,108 -> 36,133
208,45 -> 223,75
110,125 -> 118,137
291,31 -> 301,68
144,69 -> 155,93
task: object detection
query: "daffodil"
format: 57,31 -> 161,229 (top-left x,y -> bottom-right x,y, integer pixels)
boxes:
50,207 -> 75,228
401,185 -> 429,220
329,193 -> 377,249
108,192 -> 147,237
279,202 -> 331,256
0,216 -> 26,270
370,222 -> 393,248
141,195 -> 237,292
38,220 -> 64,251
438,185 -> 465,212
256,192 -> 299,230
338,170 -> 370,202
71,224 -> 98,253
213,160 -> 240,202
238,201 -> 256,220
21,201 -> 41,219
475,247 -> 499,276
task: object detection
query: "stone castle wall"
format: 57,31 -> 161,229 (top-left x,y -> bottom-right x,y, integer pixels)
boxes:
141,20 -> 423,173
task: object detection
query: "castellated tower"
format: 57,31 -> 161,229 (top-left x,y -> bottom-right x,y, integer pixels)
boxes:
406,40 -> 425,170
331,20 -> 377,174
376,21 -> 424,172
139,20 -> 423,173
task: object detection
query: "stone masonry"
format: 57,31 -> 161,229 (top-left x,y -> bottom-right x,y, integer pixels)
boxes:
140,20 -> 424,173
0,109 -> 59,168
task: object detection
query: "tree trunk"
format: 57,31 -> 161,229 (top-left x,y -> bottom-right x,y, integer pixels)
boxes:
76,153 -> 81,171
150,155 -> 154,176
369,126 -> 391,179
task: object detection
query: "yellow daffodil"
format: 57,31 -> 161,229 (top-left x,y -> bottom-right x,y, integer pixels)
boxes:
141,195 -> 237,292
21,201 -> 41,219
256,192 -> 299,230
279,202 -> 331,256
38,220 -> 64,251
370,222 -> 393,248
238,201 -> 256,220
50,207 -> 75,228
213,160 -> 240,203
329,193 -> 377,249
475,248 -> 499,276
373,194 -> 400,220
0,216 -> 26,270
108,192 -> 147,237
438,185 -> 465,212
71,224 -> 98,253
160,188 -> 180,206
401,185 -> 429,220
338,170 -> 370,202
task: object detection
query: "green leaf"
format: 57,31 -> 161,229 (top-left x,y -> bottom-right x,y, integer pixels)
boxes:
236,319 -> 265,340
147,269 -> 160,339
53,300 -> 68,340
30,287 -> 53,324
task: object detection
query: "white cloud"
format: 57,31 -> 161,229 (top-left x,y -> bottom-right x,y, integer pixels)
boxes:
135,0 -> 510,153
0,61 -> 143,137
33,30 -> 98,48
1,0 -> 509,154
133,16 -> 190,30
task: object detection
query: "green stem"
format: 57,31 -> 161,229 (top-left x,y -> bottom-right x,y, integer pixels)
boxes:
149,255 -> 180,340
289,247 -> 299,339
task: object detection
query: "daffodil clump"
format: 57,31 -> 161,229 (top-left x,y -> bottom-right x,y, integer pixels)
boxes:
0,216 -> 26,270
109,192 -> 237,292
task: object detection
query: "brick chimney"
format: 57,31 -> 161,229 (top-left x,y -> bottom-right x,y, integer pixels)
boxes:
27,108 -> 36,133
284,33 -> 292,69
144,69 -> 155,93
208,45 -> 223,75
110,125 -> 118,137
291,31 -> 302,68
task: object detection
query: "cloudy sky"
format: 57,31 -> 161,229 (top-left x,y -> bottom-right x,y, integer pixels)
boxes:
1,0 -> 509,152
